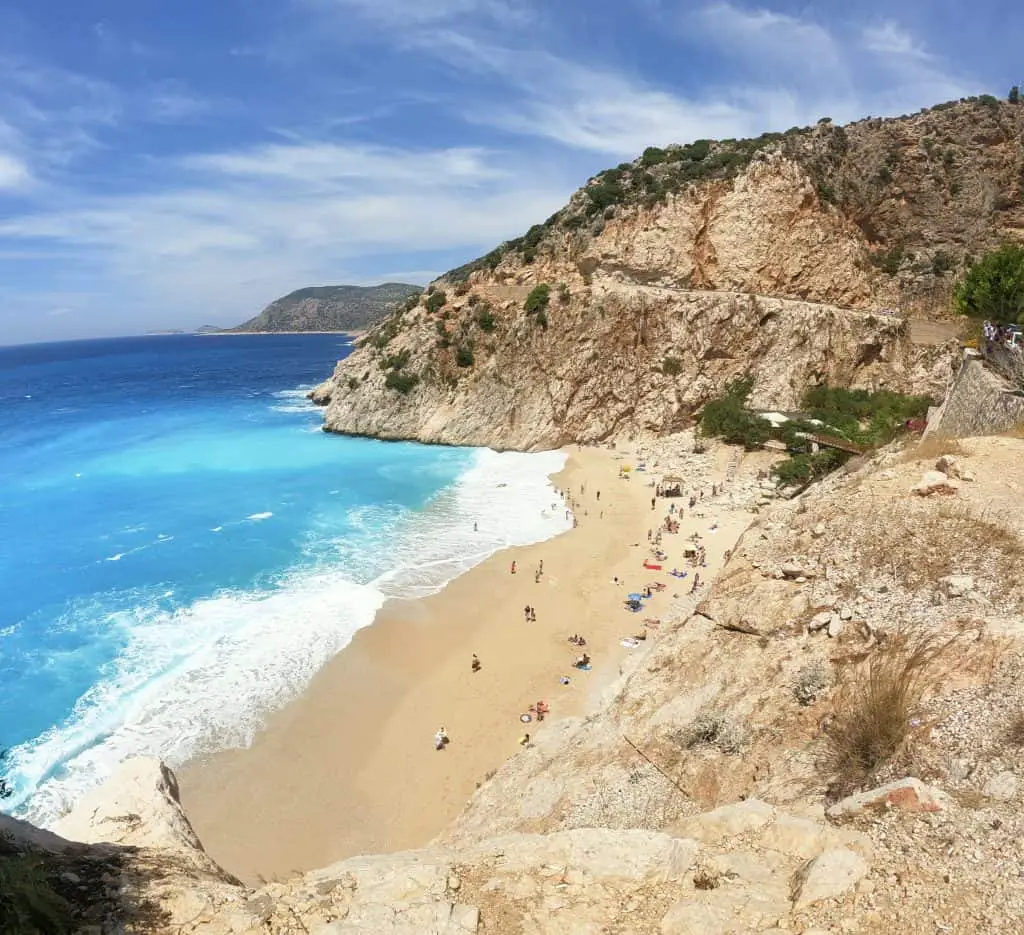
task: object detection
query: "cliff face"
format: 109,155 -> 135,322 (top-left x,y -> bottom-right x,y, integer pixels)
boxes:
320,284 -> 951,450
314,97 -> 1024,448
229,283 -> 421,333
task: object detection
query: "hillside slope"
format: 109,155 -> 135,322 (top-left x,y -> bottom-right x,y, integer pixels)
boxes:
229,283 -> 421,333
314,97 -> 1024,449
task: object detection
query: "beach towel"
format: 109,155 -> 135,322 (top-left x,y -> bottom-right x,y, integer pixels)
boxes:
620,638 -> 640,648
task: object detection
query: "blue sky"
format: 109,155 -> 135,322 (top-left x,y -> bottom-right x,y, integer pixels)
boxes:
0,0 -> 1016,343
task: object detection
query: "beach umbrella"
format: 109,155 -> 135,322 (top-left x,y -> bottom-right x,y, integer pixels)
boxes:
627,592 -> 643,601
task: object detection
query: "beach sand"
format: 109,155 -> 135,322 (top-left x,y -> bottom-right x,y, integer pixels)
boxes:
179,443 -> 750,884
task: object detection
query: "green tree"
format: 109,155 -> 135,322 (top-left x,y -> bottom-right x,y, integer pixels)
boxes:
1010,86 -> 1021,104
954,243 -> 1024,323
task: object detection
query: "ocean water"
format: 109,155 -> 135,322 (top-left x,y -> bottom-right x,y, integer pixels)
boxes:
0,335 -> 569,825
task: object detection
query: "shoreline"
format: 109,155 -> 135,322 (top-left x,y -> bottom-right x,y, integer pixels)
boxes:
197,330 -> 364,337
178,441 -> 751,884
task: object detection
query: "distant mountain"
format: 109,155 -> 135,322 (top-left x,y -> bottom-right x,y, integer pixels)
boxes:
227,283 -> 422,334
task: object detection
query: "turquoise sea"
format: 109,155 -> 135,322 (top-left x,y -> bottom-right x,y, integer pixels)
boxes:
0,334 -> 568,825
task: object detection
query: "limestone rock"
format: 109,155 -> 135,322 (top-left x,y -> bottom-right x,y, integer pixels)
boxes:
939,574 -> 975,598
911,470 -> 960,497
982,771 -> 1019,802
671,799 -> 776,844
54,757 -> 209,859
827,616 -> 844,639
791,848 -> 869,908
808,610 -> 833,632
826,778 -> 953,821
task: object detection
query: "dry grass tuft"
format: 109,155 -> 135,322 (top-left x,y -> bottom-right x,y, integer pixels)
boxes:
821,627 -> 959,799
900,435 -> 966,463
850,500 -> 1023,593
1006,712 -> 1024,747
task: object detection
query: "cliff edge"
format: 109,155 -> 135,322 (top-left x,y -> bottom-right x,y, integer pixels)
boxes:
314,97 -> 1024,448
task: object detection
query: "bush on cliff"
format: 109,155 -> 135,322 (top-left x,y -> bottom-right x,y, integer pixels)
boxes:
384,371 -> 420,394
524,284 -> 551,316
698,378 -> 770,449
424,290 -> 447,315
455,344 -> 475,367
954,242 -> 1024,323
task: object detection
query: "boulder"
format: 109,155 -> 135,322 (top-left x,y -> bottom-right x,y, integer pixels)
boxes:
826,778 -> 953,821
781,561 -> 812,579
939,574 -> 975,598
935,454 -> 963,478
791,848 -> 869,908
911,470 -> 959,497
671,799 -> 775,844
811,522 -> 827,538
982,771 -> 1019,802
808,610 -> 833,632
827,617 -> 844,639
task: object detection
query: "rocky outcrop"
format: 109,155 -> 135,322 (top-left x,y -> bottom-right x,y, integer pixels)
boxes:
308,98 -> 1024,448
322,286 -> 952,449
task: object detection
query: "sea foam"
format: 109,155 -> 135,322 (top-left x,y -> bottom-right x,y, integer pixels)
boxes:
11,447 -> 569,827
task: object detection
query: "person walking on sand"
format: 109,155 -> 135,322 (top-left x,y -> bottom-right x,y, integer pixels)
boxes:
596,491 -> 601,501
471,654 -> 481,672
539,560 -> 544,574
511,560 -> 516,574
524,605 -> 530,621
474,521 -> 478,532
530,607 -> 536,622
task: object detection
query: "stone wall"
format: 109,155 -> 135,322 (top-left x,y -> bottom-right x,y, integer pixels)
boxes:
932,353 -> 1024,437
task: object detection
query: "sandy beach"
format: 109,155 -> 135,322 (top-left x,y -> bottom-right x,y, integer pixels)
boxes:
179,441 -> 752,884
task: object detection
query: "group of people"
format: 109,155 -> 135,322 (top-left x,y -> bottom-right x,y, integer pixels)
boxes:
983,320 -> 1022,353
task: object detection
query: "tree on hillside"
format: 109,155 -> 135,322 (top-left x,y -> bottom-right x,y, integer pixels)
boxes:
1010,86 -> 1020,104
953,243 -> 1024,323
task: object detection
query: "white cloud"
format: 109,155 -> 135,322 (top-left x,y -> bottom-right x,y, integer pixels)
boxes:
0,139 -> 570,335
695,3 -> 842,73
307,0 -> 534,28
862,21 -> 932,60
0,151 -> 31,189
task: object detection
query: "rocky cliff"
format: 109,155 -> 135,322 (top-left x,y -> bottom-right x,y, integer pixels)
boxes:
229,283 -> 421,333
314,97 -> 1024,449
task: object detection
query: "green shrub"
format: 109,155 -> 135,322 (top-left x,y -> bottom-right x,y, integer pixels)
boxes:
979,93 -> 999,107
662,356 -> 683,376
384,371 -> 420,394
475,307 -> 496,332
524,283 -> 551,315
640,146 -> 667,167
535,310 -> 548,329
0,843 -> 74,935
425,291 -> 447,314
347,377 -> 359,390
380,348 -> 410,371
954,242 -> 1024,323
699,378 -> 770,449
869,244 -> 905,275
931,251 -> 953,275
455,344 -> 474,367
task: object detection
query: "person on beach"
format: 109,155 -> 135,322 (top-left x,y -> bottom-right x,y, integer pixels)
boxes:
539,560 -> 544,574
524,605 -> 530,621
511,560 -> 516,574
434,727 -> 450,750
471,654 -> 481,672
535,570 -> 541,583
596,491 -> 601,501
651,497 -> 656,510
519,733 -> 531,747
530,607 -> 536,622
